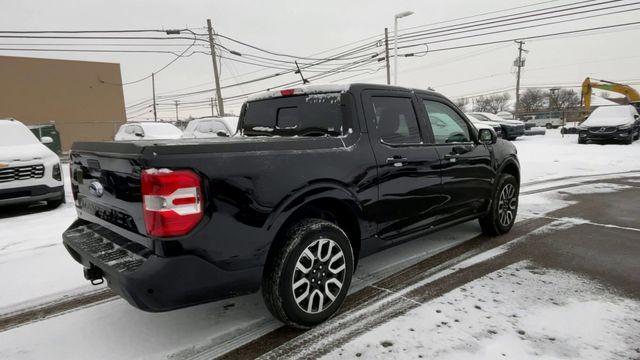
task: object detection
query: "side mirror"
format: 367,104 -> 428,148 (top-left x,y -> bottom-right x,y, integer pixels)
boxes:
134,132 -> 144,138
634,114 -> 639,120
40,136 -> 54,144
216,131 -> 229,137
478,128 -> 497,145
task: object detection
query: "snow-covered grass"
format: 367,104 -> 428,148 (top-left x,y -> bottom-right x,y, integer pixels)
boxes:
515,129 -> 640,183
323,261 -> 640,360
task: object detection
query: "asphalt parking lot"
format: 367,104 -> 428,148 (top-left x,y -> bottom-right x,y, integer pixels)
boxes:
224,176 -> 640,359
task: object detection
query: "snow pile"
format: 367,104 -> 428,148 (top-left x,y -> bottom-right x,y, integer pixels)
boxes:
515,129 -> 640,183
324,261 -> 640,359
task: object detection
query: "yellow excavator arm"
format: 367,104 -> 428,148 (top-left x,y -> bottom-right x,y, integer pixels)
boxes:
581,77 -> 640,111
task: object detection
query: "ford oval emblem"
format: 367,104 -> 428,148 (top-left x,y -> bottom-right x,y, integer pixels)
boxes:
89,181 -> 104,197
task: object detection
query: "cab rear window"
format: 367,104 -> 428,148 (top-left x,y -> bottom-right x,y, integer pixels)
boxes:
241,93 -> 349,137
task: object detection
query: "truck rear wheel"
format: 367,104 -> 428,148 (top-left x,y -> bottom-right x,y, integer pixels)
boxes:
262,218 -> 354,328
479,174 -> 519,236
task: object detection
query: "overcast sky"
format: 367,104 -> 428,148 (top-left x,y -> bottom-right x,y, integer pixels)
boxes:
3,0 -> 640,120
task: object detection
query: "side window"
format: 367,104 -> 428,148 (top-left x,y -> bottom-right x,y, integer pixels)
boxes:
423,100 -> 471,144
371,97 -> 421,145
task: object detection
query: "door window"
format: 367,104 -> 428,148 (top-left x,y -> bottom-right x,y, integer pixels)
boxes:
371,97 -> 421,144
423,101 -> 471,144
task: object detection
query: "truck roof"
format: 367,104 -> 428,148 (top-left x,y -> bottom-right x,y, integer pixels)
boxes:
246,83 -> 442,102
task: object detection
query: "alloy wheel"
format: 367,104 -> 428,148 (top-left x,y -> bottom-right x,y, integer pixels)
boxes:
498,183 -> 517,227
292,238 -> 346,314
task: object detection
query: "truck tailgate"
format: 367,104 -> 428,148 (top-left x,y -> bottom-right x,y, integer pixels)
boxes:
70,143 -> 152,249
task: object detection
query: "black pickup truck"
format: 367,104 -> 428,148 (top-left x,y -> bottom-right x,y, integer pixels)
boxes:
63,83 -> 520,328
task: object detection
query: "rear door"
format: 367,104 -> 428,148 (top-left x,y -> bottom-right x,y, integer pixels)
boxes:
419,96 -> 495,220
363,90 -> 445,241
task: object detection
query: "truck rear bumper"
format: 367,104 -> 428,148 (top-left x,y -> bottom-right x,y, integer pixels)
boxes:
62,220 -> 261,312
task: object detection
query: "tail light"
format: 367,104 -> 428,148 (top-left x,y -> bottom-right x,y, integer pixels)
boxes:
141,168 -> 203,237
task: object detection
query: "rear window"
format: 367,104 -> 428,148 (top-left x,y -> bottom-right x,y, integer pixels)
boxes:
241,93 -> 350,137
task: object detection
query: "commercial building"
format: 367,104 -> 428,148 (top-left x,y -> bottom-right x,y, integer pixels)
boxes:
0,55 -> 126,151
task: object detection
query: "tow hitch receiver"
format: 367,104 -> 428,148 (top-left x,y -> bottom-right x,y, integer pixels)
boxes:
84,266 -> 104,285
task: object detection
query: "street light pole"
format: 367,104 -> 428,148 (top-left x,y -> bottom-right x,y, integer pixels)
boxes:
394,11 -> 414,85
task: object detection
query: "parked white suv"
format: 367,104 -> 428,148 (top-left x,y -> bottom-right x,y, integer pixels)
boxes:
0,119 -> 65,207
114,122 -> 182,141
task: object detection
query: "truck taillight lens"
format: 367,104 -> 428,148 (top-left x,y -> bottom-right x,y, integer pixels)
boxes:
141,168 -> 203,237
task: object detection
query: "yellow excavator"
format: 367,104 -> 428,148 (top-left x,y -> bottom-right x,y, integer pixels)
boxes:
581,77 -> 640,112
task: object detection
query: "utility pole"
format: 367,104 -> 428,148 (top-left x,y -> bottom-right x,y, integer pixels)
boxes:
210,97 -> 215,117
174,100 -> 179,121
514,41 -> 527,116
384,28 -> 391,85
207,19 -> 225,117
152,72 -> 157,122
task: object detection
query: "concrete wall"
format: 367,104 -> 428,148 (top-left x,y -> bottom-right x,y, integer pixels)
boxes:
0,55 -> 126,151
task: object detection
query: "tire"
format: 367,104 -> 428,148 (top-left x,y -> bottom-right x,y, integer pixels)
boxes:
479,174 -> 519,236
578,138 -> 586,144
625,133 -> 633,145
545,123 -> 553,129
506,137 -> 517,141
262,218 -> 354,328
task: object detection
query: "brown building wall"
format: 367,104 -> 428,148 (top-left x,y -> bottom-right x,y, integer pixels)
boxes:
0,55 -> 126,151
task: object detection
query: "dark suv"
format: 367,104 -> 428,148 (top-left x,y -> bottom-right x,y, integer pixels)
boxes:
63,83 -> 520,328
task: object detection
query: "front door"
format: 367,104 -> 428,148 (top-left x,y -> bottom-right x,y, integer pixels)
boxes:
363,90 -> 446,241
420,97 -> 495,220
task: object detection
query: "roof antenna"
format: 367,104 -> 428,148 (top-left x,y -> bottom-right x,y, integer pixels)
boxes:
295,61 -> 310,84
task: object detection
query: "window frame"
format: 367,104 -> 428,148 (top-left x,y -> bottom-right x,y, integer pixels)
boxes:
418,95 -> 478,146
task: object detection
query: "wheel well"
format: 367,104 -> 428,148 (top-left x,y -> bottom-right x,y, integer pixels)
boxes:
265,197 -> 362,269
501,161 -> 520,184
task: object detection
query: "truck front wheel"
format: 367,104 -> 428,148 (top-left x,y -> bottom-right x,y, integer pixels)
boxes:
479,174 -> 519,236
262,218 -> 354,328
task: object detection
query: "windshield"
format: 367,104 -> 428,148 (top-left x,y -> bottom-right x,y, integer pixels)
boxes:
0,121 -> 40,146
241,92 -> 350,137
184,119 -> 229,135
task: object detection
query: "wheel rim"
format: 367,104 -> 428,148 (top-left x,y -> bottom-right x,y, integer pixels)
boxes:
292,238 -> 346,314
497,183 -> 517,227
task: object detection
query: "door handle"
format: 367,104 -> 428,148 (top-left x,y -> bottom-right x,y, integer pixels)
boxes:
386,156 -> 408,167
443,154 -> 458,162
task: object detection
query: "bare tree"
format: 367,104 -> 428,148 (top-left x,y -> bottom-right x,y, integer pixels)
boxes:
519,89 -> 546,113
473,93 -> 511,113
453,97 -> 469,110
549,89 -> 581,111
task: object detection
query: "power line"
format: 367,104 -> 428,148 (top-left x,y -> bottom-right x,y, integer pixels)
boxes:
396,0 -> 605,42
396,2 -> 640,49
398,20 -> 640,54
101,33 -> 198,86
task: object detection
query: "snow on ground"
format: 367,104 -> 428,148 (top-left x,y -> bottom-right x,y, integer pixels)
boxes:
1,132 -> 640,358
517,181 -> 635,222
514,130 -> 640,184
0,165 -> 97,312
323,261 -> 640,360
